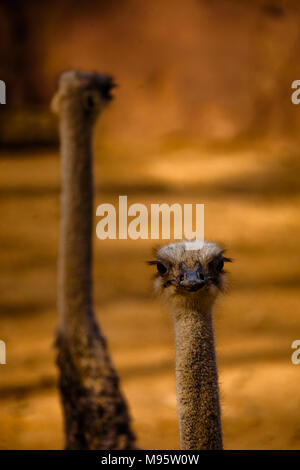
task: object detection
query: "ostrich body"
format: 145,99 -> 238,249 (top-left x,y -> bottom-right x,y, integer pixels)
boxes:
52,70 -> 136,450
150,240 -> 231,450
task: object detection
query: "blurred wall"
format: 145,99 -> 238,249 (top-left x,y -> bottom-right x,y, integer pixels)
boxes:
1,0 -> 300,145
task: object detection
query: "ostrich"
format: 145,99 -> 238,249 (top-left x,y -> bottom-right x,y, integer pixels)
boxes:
52,70 -> 136,450
149,240 -> 231,450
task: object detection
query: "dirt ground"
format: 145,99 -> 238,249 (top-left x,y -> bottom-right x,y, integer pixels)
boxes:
0,137 -> 300,449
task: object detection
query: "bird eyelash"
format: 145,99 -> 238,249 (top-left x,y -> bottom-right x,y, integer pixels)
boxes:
163,279 -> 177,288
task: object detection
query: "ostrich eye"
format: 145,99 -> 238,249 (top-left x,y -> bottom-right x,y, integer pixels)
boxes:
147,260 -> 168,276
209,255 -> 224,273
84,94 -> 95,109
216,258 -> 224,272
156,262 -> 167,275
209,254 -> 231,273
83,91 -> 98,111
86,95 -> 94,108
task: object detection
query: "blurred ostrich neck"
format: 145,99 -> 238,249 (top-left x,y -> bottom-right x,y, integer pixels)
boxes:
173,299 -> 223,450
58,102 -> 95,334
56,96 -> 136,450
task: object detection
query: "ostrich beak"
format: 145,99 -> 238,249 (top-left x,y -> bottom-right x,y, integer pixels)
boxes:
101,77 -> 117,101
179,266 -> 207,292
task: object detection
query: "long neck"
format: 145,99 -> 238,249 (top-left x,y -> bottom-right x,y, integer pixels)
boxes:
58,104 -> 95,336
56,102 -> 136,450
173,301 -> 223,450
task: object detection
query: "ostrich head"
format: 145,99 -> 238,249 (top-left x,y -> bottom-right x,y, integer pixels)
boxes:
51,70 -> 116,121
149,241 -> 231,311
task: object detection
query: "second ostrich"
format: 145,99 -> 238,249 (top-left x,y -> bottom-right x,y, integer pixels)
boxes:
149,240 -> 231,450
52,70 -> 136,450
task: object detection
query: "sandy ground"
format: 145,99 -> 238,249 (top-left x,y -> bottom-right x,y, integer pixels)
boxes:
0,138 -> 300,449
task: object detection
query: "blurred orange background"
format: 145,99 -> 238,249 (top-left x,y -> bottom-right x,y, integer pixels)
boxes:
0,0 -> 300,449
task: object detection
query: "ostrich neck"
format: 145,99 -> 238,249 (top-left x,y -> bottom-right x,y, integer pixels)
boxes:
173,302 -> 223,450
56,103 -> 137,450
58,108 -> 95,335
